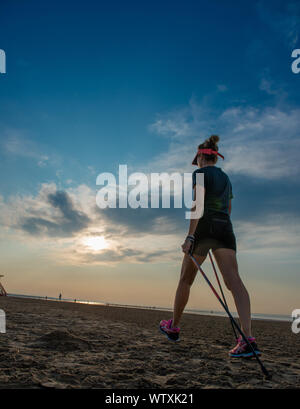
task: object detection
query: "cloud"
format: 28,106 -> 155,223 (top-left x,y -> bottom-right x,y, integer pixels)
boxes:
259,78 -> 277,96
0,174 -> 299,267
235,214 -> 300,258
148,110 -> 193,140
1,130 -> 52,167
148,96 -> 211,142
217,85 -> 228,92
1,96 -> 300,266
0,183 -> 184,265
64,246 -> 178,266
48,191 -> 90,229
147,98 -> 300,180
257,67 -> 288,102
100,206 -> 187,237
20,190 -> 90,237
220,106 -> 300,179
0,184 -> 91,238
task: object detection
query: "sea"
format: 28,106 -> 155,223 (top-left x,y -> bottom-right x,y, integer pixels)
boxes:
7,293 -> 292,322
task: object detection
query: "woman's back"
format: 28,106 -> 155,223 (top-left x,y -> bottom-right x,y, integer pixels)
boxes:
192,166 -> 233,217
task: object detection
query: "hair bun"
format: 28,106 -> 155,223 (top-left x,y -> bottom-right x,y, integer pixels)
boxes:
209,135 -> 220,144
199,135 -> 220,160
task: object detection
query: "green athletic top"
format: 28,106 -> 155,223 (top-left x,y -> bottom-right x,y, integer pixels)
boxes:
192,166 -> 233,216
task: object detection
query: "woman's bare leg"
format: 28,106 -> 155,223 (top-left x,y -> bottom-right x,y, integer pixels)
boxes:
172,253 -> 206,327
212,248 -> 252,337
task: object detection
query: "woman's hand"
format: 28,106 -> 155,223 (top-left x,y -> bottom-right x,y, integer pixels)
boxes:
181,235 -> 195,255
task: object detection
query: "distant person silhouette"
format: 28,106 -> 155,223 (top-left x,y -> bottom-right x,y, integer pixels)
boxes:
59,293 -> 62,301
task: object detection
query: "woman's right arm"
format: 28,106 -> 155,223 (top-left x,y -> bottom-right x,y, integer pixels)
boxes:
182,186 -> 204,254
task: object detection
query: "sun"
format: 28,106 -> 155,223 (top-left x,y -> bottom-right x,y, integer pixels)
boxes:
81,235 -> 109,251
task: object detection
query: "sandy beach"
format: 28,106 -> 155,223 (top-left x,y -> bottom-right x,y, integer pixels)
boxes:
0,296 -> 299,389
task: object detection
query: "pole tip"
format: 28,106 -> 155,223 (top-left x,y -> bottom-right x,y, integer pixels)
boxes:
264,370 -> 272,380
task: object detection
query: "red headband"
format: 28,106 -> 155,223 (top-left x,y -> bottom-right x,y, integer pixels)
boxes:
192,148 -> 224,165
198,148 -> 224,159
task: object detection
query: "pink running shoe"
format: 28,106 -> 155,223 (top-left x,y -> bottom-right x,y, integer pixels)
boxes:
229,336 -> 261,358
159,319 -> 180,342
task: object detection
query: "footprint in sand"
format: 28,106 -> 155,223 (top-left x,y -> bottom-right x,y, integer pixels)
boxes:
32,330 -> 91,352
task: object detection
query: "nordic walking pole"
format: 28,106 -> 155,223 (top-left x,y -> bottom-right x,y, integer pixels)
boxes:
208,250 -> 238,340
190,253 -> 271,379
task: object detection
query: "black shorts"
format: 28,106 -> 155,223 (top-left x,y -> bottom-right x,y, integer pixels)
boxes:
192,213 -> 236,257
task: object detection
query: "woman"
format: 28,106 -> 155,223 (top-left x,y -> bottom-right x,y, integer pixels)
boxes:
159,135 -> 261,358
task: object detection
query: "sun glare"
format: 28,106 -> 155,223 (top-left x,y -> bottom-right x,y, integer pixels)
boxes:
81,236 -> 109,251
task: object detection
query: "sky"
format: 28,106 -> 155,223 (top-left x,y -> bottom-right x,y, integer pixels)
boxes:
0,0 -> 299,315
